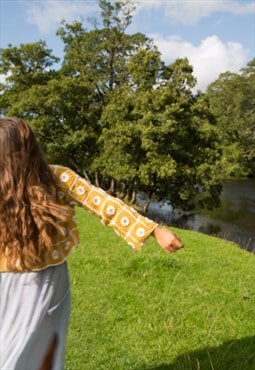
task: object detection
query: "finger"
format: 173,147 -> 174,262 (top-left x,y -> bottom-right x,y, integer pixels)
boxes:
165,239 -> 184,253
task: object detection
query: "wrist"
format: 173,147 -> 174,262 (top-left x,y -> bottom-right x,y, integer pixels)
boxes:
152,225 -> 160,237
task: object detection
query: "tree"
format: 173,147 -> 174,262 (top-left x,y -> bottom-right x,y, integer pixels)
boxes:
57,1 -> 151,95
99,56 -> 222,211
206,58 -> 255,176
240,59 -> 255,173
0,41 -> 59,116
54,0 -> 155,179
24,75 -> 100,175
0,41 -> 101,174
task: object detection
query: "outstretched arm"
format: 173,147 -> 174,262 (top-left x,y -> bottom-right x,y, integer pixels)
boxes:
52,165 -> 184,252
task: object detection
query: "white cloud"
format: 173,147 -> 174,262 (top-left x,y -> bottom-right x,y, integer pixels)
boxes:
27,0 -> 98,34
136,0 -> 255,25
151,33 -> 249,91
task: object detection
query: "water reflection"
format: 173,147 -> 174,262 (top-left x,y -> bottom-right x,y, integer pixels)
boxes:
139,178 -> 255,252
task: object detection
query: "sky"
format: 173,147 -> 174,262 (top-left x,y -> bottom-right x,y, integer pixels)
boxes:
0,0 -> 254,91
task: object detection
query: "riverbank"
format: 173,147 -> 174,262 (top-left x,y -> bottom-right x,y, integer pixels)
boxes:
137,177 -> 255,253
65,208 -> 255,369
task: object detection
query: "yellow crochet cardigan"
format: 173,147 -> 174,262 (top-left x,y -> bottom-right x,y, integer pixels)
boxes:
0,165 -> 158,272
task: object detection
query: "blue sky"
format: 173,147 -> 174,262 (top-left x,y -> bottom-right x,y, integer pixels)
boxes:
0,0 -> 254,91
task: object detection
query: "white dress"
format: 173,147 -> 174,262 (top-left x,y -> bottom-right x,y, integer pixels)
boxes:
0,262 -> 70,370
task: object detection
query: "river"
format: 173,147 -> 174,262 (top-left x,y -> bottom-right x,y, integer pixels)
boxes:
139,178 -> 255,253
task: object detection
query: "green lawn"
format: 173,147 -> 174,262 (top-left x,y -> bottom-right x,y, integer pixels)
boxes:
65,207 -> 255,370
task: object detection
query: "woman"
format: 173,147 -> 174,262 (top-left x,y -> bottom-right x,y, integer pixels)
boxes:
0,117 -> 183,370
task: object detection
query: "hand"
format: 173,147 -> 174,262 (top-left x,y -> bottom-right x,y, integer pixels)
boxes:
152,226 -> 184,253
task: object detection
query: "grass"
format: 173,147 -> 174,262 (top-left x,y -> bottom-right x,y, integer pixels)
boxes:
65,207 -> 255,370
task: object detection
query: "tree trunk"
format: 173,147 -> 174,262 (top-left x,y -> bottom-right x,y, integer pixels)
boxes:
116,182 -> 127,199
108,177 -> 116,194
130,188 -> 137,204
82,170 -> 91,183
143,192 -> 153,213
95,171 -> 100,187
123,178 -> 137,204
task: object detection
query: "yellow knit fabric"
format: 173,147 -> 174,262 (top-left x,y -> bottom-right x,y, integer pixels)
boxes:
0,165 -> 158,272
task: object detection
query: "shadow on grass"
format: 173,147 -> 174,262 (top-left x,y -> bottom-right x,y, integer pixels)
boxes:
138,335 -> 255,370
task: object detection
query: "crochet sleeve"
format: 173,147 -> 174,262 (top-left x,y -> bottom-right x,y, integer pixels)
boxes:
51,165 -> 158,251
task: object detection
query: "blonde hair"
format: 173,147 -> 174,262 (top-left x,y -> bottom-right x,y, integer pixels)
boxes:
0,117 -> 72,271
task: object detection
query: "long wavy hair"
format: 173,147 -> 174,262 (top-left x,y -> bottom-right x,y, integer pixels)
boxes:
0,117 -> 72,271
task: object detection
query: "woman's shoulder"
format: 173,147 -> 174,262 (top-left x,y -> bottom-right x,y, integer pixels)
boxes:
49,164 -> 78,188
50,164 -> 76,179
49,164 -> 73,173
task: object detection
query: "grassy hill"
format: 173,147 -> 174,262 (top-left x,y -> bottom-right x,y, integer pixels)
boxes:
65,207 -> 255,370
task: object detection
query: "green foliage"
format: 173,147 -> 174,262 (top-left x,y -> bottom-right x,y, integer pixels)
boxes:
99,0 -> 136,32
29,75 -> 101,172
128,48 -> 164,89
206,58 -> 255,176
99,58 -> 222,210
65,209 -> 255,370
0,41 -> 59,116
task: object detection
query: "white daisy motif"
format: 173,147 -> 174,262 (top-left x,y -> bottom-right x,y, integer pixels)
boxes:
93,196 -> 101,206
121,216 -> 130,227
60,172 -> 70,183
106,205 -> 116,216
136,228 -> 146,238
51,250 -> 60,260
76,185 -> 85,196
